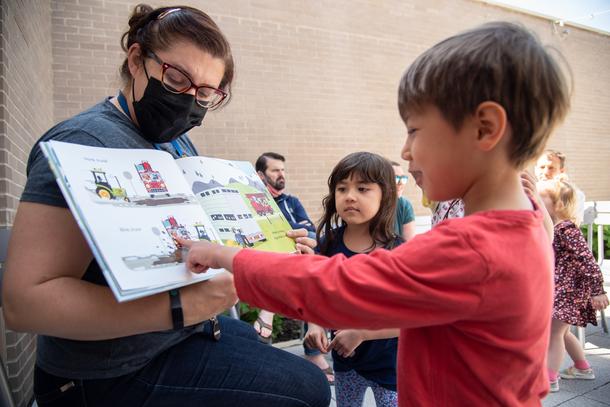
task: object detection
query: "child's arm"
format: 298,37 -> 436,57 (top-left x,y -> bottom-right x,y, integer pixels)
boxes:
329,329 -> 400,357
303,323 -> 329,352
591,294 -> 609,310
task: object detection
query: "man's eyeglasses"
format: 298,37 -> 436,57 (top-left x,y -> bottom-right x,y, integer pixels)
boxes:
395,175 -> 408,185
147,52 -> 228,109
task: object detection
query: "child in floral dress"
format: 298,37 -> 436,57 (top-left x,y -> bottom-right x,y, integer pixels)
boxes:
539,179 -> 609,392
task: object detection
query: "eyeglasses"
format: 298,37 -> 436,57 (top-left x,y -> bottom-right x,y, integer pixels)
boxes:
395,175 -> 408,185
147,52 -> 228,109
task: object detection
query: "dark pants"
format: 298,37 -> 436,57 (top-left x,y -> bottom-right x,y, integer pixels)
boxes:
34,316 -> 331,407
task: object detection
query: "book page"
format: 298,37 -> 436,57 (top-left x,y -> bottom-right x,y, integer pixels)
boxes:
177,156 -> 296,253
42,141 -> 224,301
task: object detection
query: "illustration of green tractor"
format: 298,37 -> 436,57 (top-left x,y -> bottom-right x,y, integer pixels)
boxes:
91,169 -> 129,201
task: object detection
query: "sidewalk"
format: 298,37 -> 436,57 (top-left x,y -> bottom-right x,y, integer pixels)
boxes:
277,323 -> 610,406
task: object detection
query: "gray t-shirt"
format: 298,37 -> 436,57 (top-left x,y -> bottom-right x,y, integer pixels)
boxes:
22,98 -> 202,379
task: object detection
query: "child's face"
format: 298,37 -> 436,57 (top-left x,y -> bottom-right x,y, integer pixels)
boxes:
400,105 -> 477,202
335,174 -> 382,227
535,155 -> 563,181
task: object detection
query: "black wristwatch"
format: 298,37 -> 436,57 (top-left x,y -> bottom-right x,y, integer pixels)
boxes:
169,289 -> 184,330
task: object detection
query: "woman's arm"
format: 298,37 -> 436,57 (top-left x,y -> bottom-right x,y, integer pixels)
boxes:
2,202 -> 237,340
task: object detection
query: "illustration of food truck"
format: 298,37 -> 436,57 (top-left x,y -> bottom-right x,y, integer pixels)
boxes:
135,161 -> 169,197
245,193 -> 274,216
162,216 -> 191,247
91,169 -> 129,201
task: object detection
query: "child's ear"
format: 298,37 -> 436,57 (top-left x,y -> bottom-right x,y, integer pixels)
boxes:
474,101 -> 507,152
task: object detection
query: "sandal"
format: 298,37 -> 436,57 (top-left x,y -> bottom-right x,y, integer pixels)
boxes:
253,317 -> 273,344
322,366 -> 335,385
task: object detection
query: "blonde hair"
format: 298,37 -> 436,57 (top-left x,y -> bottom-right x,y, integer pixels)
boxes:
539,179 -> 578,224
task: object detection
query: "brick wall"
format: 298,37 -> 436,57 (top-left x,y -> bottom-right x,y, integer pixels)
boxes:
50,0 -> 610,222
1,0 -> 55,405
1,0 -> 609,403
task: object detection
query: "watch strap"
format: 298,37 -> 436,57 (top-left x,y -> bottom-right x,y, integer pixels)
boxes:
169,289 -> 184,330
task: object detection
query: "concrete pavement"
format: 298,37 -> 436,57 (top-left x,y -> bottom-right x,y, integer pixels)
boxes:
276,322 -> 610,406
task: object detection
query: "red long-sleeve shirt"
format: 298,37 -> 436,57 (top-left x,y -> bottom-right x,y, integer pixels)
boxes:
234,208 -> 553,406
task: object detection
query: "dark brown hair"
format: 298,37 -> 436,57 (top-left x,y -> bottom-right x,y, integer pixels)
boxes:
255,152 -> 286,173
398,21 -> 570,168
317,152 -> 398,255
120,4 -> 234,108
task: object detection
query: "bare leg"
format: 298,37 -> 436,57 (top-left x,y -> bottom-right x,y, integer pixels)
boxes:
304,353 -> 334,382
548,319 -> 570,373
564,329 -> 587,364
305,353 -> 330,369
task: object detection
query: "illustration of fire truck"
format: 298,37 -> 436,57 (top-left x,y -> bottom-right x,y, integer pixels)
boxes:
91,169 -> 129,201
162,216 -> 192,248
135,161 -> 169,197
246,193 -> 274,216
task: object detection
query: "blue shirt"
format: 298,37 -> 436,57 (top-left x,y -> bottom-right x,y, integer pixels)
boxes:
274,193 -> 315,233
318,225 -> 402,391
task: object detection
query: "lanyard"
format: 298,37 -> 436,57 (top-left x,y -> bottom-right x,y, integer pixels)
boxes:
116,92 -> 188,158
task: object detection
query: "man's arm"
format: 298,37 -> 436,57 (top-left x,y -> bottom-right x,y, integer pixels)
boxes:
289,196 -> 316,232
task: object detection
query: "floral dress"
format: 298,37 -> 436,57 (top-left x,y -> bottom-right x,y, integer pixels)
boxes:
432,199 -> 465,227
552,220 -> 606,326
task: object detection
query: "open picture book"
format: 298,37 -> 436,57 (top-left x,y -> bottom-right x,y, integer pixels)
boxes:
41,140 -> 296,302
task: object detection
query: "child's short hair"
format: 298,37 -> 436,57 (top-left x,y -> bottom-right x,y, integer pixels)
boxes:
541,149 -> 566,169
398,22 -> 570,168
539,179 -> 577,224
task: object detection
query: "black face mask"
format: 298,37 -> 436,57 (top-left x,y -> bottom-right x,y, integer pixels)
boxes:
132,77 -> 207,144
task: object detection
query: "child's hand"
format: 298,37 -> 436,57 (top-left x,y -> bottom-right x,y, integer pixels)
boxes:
286,229 -> 317,255
520,171 -> 540,199
329,329 -> 364,358
304,324 -> 329,352
592,294 -> 609,310
177,238 -> 240,273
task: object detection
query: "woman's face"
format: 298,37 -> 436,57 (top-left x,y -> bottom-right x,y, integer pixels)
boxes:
130,39 -> 225,102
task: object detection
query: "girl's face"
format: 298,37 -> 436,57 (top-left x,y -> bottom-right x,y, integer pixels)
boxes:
335,174 -> 382,227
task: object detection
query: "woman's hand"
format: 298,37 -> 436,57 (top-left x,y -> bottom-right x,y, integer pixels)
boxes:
328,329 -> 364,358
286,228 -> 317,254
303,323 -> 329,352
592,294 -> 609,310
181,272 -> 238,326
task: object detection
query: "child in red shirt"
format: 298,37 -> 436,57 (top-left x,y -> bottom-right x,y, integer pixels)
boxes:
181,22 -> 570,406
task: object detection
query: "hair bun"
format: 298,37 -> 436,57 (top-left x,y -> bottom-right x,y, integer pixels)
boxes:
121,4 -> 154,52
129,4 -> 154,28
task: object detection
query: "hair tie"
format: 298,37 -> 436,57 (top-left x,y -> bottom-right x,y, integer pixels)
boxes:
158,8 -> 181,20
